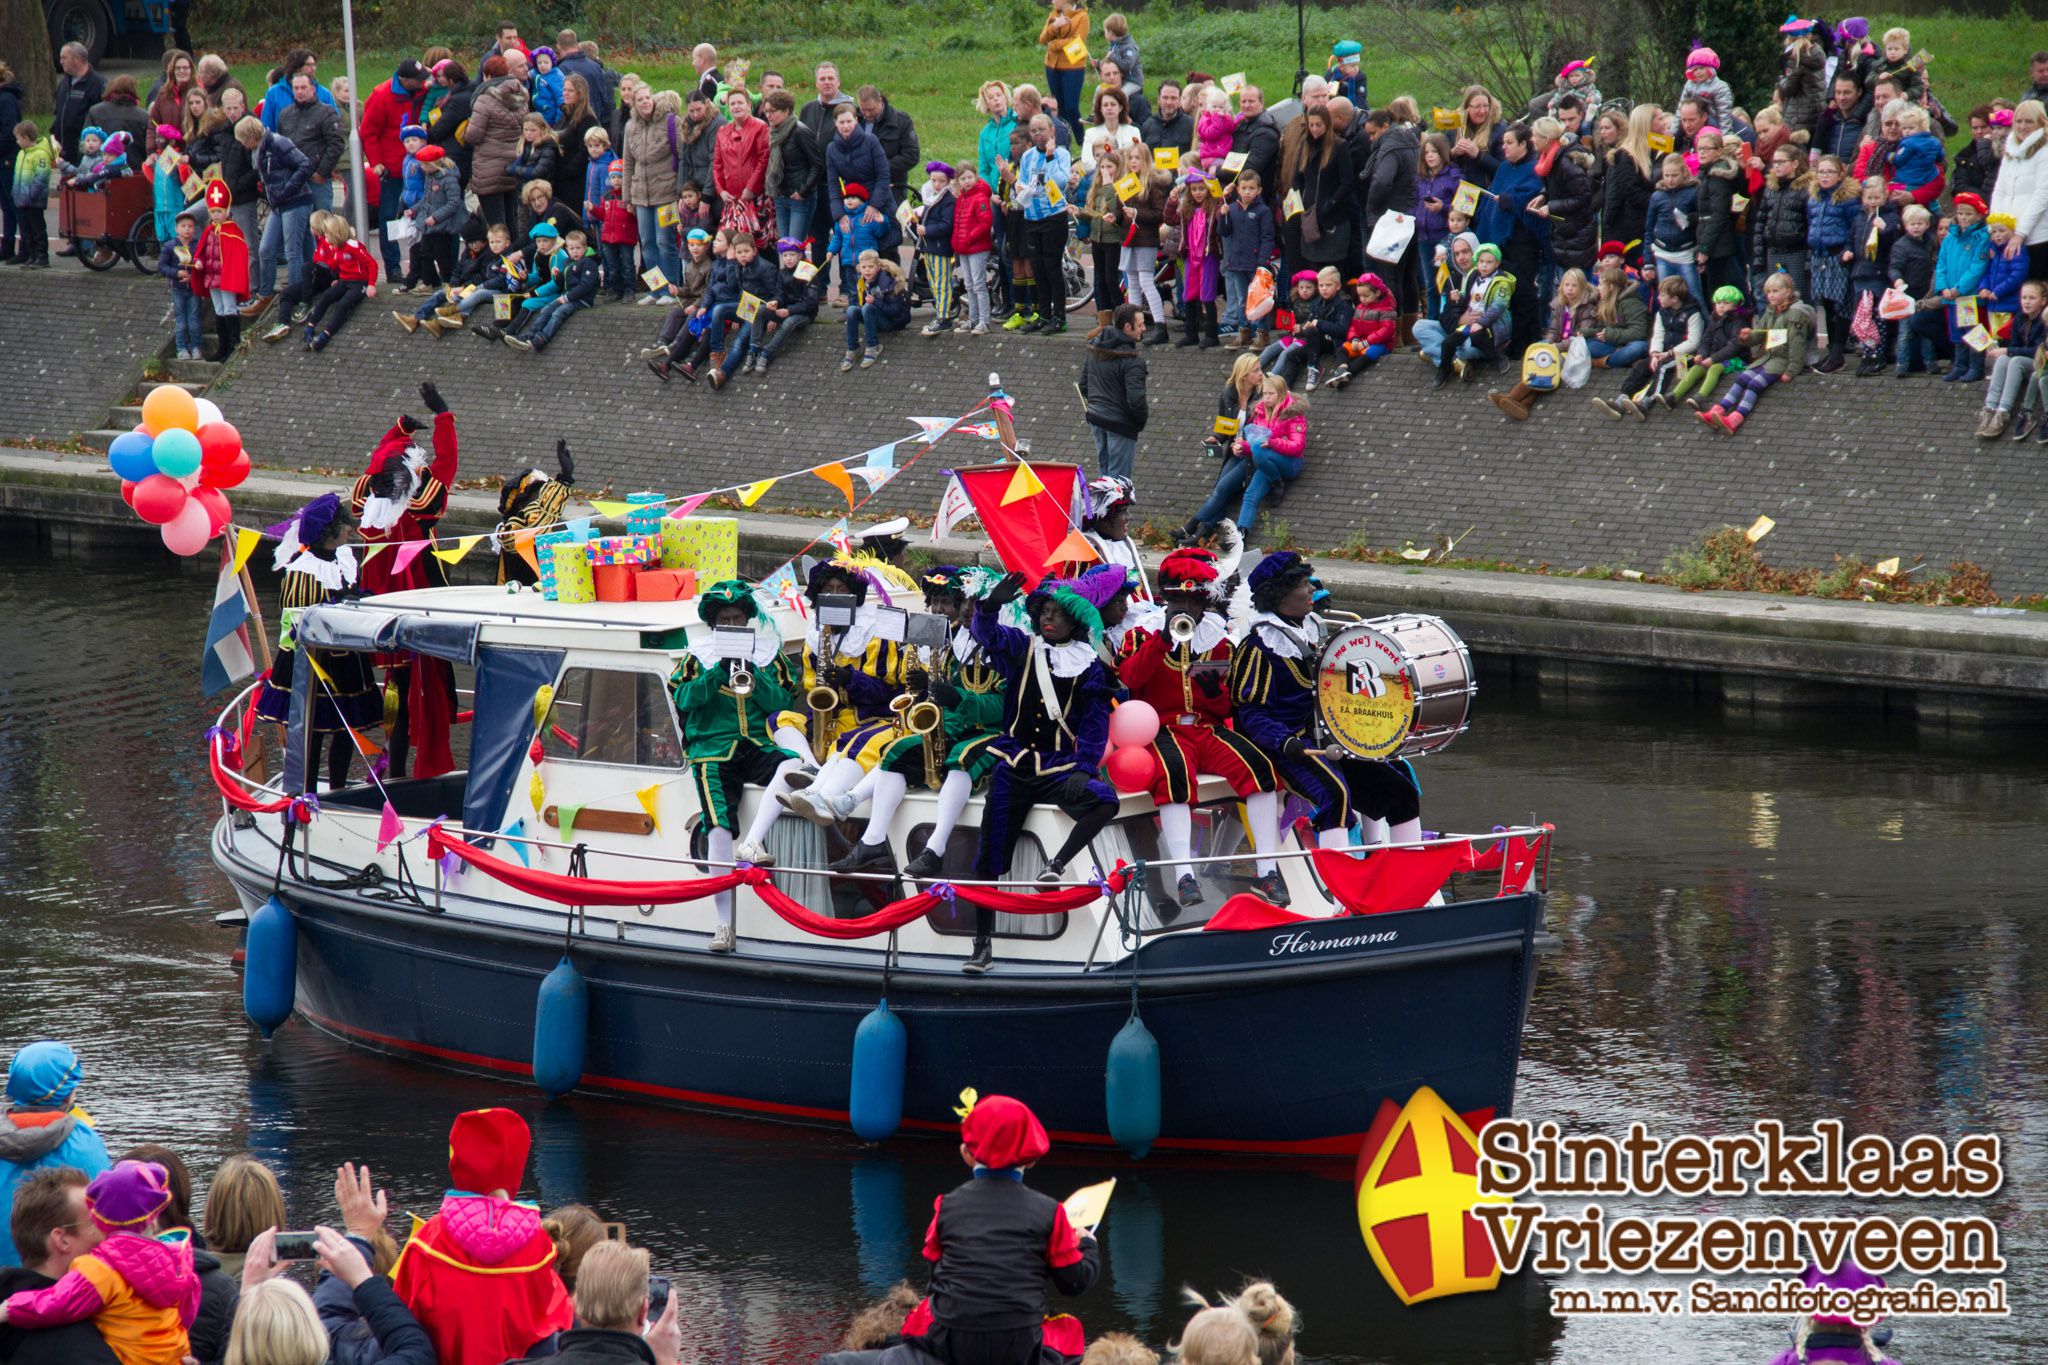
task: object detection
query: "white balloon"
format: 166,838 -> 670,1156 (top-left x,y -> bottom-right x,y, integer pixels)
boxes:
194,397 -> 225,429
180,470 -> 202,488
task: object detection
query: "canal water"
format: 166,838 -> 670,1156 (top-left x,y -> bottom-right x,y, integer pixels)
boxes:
1,548 -> 2039,1364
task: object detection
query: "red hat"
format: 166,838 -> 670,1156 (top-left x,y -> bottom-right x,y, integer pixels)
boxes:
1598,239 -> 1627,258
416,145 -> 445,163
960,1092 -> 1049,1169
842,182 -> 869,201
367,422 -> 424,477
1952,192 -> 1988,216
1159,546 -> 1223,599
448,1108 -> 531,1194
205,179 -> 233,211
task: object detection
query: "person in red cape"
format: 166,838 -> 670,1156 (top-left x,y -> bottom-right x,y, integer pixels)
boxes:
903,1091 -> 1099,1365
1118,547 -> 1289,914
390,1108 -> 572,1365
191,179 -> 251,362
348,380 -> 460,777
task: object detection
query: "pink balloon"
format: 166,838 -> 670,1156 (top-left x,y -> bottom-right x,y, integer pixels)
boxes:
1105,745 -> 1158,794
131,473 -> 189,525
160,499 -> 214,555
1107,699 -> 1161,750
193,486 -> 232,535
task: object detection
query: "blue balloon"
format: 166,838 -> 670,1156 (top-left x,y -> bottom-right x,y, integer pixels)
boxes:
151,426 -> 203,479
107,431 -> 157,482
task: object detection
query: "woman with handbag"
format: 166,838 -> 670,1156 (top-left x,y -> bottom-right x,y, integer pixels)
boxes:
1275,106 -> 1354,282
1805,155 -> 1860,370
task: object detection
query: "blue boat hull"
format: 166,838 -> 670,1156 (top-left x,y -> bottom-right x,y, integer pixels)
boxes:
249,875 -> 1549,1156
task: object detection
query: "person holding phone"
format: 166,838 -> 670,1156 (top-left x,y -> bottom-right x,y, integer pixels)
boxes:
525,1241 -> 680,1365
240,1224 -> 436,1365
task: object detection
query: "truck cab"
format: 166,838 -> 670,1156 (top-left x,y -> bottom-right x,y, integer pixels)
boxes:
46,0 -> 170,67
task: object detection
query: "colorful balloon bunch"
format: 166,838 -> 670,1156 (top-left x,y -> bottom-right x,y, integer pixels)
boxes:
107,385 -> 251,556
1103,699 -> 1161,793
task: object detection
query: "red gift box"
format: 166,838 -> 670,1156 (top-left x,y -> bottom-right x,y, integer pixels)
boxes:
593,564 -> 641,602
634,568 -> 698,602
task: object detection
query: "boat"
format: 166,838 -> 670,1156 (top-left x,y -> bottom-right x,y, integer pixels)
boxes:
205,583 -> 1559,1157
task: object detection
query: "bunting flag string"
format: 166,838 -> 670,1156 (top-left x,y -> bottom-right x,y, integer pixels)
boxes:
389,541 -> 427,577
812,462 -> 856,509
230,527 -> 262,575
431,534 -> 483,566
737,478 -> 777,507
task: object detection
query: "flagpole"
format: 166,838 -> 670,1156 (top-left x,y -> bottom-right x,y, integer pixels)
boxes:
341,0 -> 372,247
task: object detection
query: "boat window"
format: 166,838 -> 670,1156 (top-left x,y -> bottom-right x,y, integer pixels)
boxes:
540,668 -> 685,769
690,816 -> 895,923
914,824 -> 1069,940
1107,797 -> 1267,933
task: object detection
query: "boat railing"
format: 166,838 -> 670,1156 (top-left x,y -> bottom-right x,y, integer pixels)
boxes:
213,684 -> 1551,905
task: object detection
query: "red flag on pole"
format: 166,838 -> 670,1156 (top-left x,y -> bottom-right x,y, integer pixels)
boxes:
951,462 -> 1085,587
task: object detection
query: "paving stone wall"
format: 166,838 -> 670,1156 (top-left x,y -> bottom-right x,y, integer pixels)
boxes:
0,271 -> 166,440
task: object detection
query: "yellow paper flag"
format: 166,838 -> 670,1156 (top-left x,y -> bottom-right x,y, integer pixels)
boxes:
738,478 -> 777,507
636,784 -> 662,833
812,462 -> 856,510
1153,146 -> 1178,170
589,499 -> 637,518
1001,462 -> 1045,506
230,526 -> 262,575
1648,131 -> 1674,154
1451,181 -> 1484,215
432,534 -> 482,565
1874,557 -> 1901,577
1746,515 -> 1776,543
1113,172 -> 1142,201
360,541 -> 387,563
307,654 -> 335,688
533,682 -> 555,733
1045,528 -> 1098,567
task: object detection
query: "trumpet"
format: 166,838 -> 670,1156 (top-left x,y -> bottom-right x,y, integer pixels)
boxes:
1168,613 -> 1198,646
728,656 -> 755,695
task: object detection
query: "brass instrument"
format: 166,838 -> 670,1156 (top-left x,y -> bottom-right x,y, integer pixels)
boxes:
728,656 -> 754,696
1168,613 -> 1198,646
807,683 -> 840,755
905,696 -> 944,790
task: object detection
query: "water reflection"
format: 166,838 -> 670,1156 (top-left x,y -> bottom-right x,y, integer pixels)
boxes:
0,551 -> 2041,1363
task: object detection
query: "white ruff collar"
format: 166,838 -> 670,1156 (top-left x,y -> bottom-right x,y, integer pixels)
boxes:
360,449 -> 429,532
1186,611 -> 1230,654
950,624 -> 979,664
1107,602 -> 1164,651
283,545 -> 358,592
1039,638 -> 1099,679
1253,611 -> 1325,660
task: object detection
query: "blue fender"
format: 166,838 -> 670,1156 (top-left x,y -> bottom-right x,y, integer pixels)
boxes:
242,895 -> 297,1039
532,956 -> 589,1099
849,999 -> 908,1142
1106,1014 -> 1162,1160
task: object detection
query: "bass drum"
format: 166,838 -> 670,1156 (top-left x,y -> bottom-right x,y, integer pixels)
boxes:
1315,614 -> 1476,760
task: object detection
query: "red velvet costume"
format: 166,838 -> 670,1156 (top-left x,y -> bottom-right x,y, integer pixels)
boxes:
191,181 -> 250,299
389,1109 -> 572,1365
1117,549 -> 1278,806
349,408 -> 459,776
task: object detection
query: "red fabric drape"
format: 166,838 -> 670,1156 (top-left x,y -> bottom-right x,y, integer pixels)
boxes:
210,736 -> 295,813
1312,844 -> 1470,915
426,829 -> 1128,939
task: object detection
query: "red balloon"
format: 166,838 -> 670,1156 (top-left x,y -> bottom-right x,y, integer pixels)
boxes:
131,473 -> 189,525
197,420 -> 242,465
119,479 -> 138,508
200,450 -> 251,489
193,486 -> 232,536
1105,745 -> 1158,794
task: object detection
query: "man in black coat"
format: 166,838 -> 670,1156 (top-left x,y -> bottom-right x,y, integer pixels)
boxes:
1079,305 -> 1149,482
1232,86 -> 1282,206
1359,110 -> 1420,309
278,73 -> 345,209
513,1241 -> 680,1365
1141,81 -> 1193,154
857,85 -> 921,216
798,62 -> 855,266
51,44 -> 105,164
0,1169 -> 121,1365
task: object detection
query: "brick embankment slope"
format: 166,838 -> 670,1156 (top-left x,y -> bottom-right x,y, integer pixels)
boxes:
5,267 -> 2041,590
1,272 -> 166,440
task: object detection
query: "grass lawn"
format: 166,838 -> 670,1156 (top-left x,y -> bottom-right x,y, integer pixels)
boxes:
229,6 -> 2032,168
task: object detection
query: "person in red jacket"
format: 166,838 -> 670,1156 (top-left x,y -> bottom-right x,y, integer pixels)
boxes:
390,1109 -> 572,1365
357,59 -> 428,281
301,214 -> 380,350
191,180 -> 251,361
713,87 -> 770,242
349,381 -> 459,777
1325,270 -> 1397,390
1117,547 -> 1287,911
951,165 -> 996,332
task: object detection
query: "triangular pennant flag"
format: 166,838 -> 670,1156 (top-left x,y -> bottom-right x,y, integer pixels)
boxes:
1001,462 -> 1045,505
555,801 -> 584,846
359,541 -> 387,563
826,518 -> 852,554
666,491 -> 712,520
862,441 -> 898,471
1045,528 -> 1098,568
502,817 -> 531,866
530,768 -> 545,814
566,517 -> 594,543
760,562 -> 800,599
589,499 -> 637,518
230,526 -> 262,575
636,784 -> 662,833
907,417 -> 955,443
307,653 -> 336,688
512,528 -> 542,578
432,534 -> 482,565
851,465 -> 895,492
738,478 -> 777,507
390,540 -> 427,577
375,799 -> 404,853
812,462 -> 856,510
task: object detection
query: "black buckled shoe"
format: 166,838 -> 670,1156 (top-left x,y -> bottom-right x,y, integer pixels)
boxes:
829,840 -> 896,874
1249,870 -> 1291,905
903,847 -> 945,880
962,939 -> 994,974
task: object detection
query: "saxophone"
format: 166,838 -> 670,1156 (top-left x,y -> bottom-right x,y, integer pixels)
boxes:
807,621 -> 841,756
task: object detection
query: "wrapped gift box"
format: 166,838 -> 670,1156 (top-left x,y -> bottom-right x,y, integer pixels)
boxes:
585,533 -> 660,567
634,568 -> 699,602
534,530 -> 574,599
593,563 -> 642,602
549,542 -> 596,604
659,515 -> 738,582
626,491 -> 667,538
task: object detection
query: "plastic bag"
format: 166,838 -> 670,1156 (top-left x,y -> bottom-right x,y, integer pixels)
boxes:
1366,210 -> 1416,263
1878,286 -> 1914,321
1561,335 -> 1592,389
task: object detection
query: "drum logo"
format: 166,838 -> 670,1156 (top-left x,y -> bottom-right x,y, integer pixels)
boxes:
1319,629 -> 1415,759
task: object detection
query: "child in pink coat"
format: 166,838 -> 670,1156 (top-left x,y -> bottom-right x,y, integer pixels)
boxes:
1194,87 -> 1239,170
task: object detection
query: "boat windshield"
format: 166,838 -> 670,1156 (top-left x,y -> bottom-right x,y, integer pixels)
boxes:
541,667 -> 686,769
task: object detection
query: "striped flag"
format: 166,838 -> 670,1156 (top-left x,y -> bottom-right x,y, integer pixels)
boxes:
201,541 -> 256,696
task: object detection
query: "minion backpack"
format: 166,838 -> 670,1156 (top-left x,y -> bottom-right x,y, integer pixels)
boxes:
1521,341 -> 1563,391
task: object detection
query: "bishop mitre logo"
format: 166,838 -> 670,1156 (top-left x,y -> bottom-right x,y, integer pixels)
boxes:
1355,1086 -> 1514,1305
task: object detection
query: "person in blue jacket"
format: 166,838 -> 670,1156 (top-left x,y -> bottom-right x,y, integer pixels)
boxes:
1930,192 -> 1993,382
0,1043 -> 111,1269
1477,122 -> 1546,353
